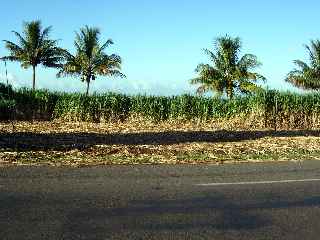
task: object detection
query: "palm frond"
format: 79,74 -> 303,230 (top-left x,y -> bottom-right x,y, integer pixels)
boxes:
192,35 -> 265,98
287,40 -> 320,90
1,56 -> 20,62
11,31 -> 28,49
238,81 -> 263,94
293,59 -> 310,71
99,39 -> 114,52
3,40 -> 23,54
59,25 -> 124,93
238,54 -> 261,70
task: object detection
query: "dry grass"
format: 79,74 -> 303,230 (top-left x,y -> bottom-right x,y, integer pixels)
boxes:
1,119 -> 320,167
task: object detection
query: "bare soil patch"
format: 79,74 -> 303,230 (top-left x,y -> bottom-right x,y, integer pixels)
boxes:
1,120 -> 320,166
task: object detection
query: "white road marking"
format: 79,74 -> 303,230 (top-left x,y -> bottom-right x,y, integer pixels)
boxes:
196,178 -> 320,186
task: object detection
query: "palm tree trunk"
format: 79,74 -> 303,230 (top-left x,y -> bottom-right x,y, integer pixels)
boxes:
226,84 -> 234,99
32,65 -> 36,90
86,80 -> 90,96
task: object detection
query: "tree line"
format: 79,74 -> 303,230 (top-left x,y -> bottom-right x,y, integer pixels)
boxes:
1,20 -> 319,98
1,21 -> 124,96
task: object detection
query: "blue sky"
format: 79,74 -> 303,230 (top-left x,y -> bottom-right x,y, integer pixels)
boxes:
0,0 -> 319,95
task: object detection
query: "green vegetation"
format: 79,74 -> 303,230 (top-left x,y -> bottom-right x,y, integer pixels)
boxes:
0,84 -> 15,120
2,20 -> 65,90
57,26 -> 125,95
191,35 -> 266,99
2,83 -> 320,129
286,40 -> 320,90
0,21 -> 320,130
1,83 -> 259,122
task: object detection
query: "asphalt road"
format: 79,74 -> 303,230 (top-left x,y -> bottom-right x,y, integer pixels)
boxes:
1,161 -> 320,240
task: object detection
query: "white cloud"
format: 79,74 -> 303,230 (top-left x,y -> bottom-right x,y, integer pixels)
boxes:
0,73 -> 28,88
90,77 -> 195,96
0,71 -> 197,96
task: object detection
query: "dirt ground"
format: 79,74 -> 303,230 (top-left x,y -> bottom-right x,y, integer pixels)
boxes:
1,120 -> 320,166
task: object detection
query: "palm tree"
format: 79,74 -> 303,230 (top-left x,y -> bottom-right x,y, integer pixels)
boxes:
191,35 -> 266,99
58,26 -> 125,95
2,20 -> 65,90
286,40 -> 320,90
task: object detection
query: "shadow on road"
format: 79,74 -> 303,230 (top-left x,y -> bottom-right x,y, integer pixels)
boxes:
1,129 -> 320,151
62,194 -> 320,237
2,191 -> 320,239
